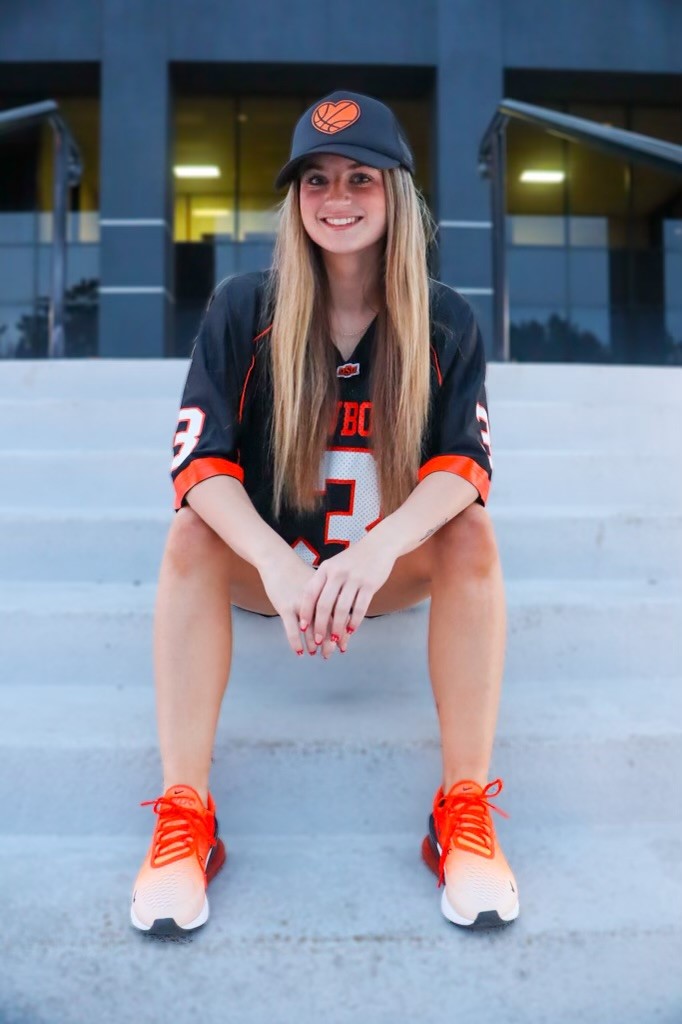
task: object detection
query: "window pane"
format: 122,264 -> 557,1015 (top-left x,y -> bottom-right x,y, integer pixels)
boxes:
509,248 -> 568,305
568,249 -> 609,306
506,121 -> 565,215
173,97 -> 236,242
509,215 -> 565,246
566,103 -> 629,220
237,97 -> 302,243
0,305 -> 35,358
568,216 -> 608,247
510,305 -> 611,363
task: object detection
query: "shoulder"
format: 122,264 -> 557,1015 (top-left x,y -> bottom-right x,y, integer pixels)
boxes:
428,278 -> 480,368
428,278 -> 475,335
199,270 -> 273,361
208,269 -> 272,325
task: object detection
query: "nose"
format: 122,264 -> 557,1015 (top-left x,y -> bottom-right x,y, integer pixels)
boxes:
325,176 -> 351,202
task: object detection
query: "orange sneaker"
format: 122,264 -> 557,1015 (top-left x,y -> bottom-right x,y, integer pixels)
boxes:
421,778 -> 520,929
130,783 -> 226,936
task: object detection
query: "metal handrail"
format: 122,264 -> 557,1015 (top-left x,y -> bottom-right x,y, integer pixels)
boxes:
0,101 -> 83,358
477,98 -> 682,361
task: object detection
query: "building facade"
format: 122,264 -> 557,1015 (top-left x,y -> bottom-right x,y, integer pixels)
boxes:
0,0 -> 681,363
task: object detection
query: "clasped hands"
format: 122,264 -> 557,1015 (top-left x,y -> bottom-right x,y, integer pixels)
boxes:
260,533 -> 397,658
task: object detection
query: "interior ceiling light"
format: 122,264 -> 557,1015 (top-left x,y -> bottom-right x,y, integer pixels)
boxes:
174,165 -> 221,178
520,170 -> 565,183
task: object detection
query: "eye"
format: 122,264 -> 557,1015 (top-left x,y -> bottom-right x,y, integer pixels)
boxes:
302,173 -> 324,185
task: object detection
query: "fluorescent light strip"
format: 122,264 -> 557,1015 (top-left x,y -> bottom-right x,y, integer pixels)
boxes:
174,165 -> 221,179
520,170 -> 565,183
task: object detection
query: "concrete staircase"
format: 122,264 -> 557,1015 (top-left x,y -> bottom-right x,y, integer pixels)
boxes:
1,358 -> 681,1024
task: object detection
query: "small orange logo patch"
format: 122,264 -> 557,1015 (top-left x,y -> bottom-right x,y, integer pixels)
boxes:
312,100 -> 361,135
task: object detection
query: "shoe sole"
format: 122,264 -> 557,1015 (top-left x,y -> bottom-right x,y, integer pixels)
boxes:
131,837 -> 227,937
421,821 -> 519,930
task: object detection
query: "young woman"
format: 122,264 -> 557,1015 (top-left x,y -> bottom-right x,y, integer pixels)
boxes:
130,90 -> 519,937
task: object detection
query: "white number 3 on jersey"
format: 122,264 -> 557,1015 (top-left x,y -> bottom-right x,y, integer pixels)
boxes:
476,402 -> 493,470
171,407 -> 206,471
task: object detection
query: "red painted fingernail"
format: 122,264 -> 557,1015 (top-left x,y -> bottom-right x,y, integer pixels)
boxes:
299,621 -> 308,631
308,650 -> 316,656
330,634 -> 339,643
296,649 -> 304,656
347,627 -> 355,635
315,636 -> 323,645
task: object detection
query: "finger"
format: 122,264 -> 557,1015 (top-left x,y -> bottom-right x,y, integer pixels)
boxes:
347,586 -> 374,634
330,582 -> 358,650
298,566 -> 326,637
313,577 -> 341,645
282,610 -> 306,656
321,627 -> 337,660
302,620 -> 317,656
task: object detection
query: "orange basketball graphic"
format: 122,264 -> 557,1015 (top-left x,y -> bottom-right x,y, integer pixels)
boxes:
311,100 -> 361,135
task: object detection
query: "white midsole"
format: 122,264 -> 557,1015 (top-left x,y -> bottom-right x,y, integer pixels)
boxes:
435,838 -> 519,925
130,894 -> 209,932
441,888 -> 520,926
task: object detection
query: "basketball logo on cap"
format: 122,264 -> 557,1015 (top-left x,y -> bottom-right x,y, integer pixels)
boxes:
311,100 -> 361,135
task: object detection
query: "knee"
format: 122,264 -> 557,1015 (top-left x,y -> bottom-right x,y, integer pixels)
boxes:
431,503 -> 499,578
164,506 -> 228,577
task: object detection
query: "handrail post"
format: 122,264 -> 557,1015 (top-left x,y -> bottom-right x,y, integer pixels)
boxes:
49,118 -> 69,358
490,120 -> 509,362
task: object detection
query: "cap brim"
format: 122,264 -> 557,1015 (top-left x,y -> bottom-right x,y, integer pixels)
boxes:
274,144 -> 400,189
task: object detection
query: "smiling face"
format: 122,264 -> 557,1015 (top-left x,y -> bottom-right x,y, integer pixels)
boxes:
298,153 -> 387,256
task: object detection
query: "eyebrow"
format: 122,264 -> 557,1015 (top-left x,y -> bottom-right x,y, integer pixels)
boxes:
302,161 -> 369,171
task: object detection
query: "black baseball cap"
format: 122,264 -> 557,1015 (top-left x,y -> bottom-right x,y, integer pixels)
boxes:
274,90 -> 416,190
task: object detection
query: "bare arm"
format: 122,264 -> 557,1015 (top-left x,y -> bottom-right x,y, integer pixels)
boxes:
366,471 -> 479,561
185,476 -> 323,655
185,476 -> 292,573
298,472 -> 480,642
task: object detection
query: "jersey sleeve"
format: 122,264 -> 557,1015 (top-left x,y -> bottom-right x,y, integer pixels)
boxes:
419,297 -> 493,507
170,282 -> 248,511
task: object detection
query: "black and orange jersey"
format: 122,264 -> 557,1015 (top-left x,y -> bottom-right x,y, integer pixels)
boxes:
170,269 -> 493,566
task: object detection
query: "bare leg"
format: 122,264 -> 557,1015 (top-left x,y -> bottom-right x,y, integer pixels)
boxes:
153,507 -> 234,805
426,505 -> 507,791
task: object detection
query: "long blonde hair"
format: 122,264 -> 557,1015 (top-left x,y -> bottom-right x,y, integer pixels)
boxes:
261,166 -> 437,521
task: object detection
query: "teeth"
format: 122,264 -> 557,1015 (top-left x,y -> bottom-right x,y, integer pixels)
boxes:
324,217 -> 359,225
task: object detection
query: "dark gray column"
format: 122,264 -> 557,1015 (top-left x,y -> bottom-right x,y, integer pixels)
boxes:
435,0 -> 503,358
99,0 -> 173,356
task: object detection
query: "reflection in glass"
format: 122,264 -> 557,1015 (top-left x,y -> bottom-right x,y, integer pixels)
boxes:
507,99 -> 682,365
510,307 -> 609,363
0,96 -> 100,358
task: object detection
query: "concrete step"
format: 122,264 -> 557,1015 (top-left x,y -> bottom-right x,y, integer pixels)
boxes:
2,677 -> 680,833
0,828 -> 679,1024
2,580 -> 680,686
5,396 -> 680,452
0,505 -> 678,582
3,357 -> 682,403
5,449 -> 681,508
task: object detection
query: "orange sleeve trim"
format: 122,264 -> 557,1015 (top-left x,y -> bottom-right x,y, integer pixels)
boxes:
418,454 -> 490,504
173,457 -> 244,510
